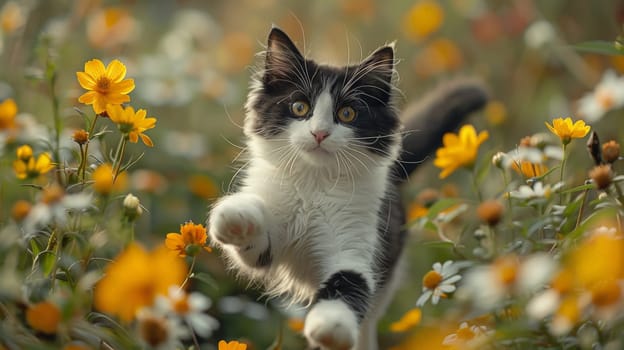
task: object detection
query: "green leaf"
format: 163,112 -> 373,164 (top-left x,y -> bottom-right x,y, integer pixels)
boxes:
572,41 -> 624,56
191,272 -> 218,289
38,251 -> 57,276
30,239 -> 41,257
426,198 -> 461,219
559,183 -> 594,195
567,207 -> 619,240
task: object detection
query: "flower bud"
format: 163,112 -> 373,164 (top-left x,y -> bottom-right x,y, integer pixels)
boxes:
123,193 -> 143,220
477,199 -> 504,226
72,129 -> 89,145
602,140 -> 620,164
492,152 -> 507,169
11,200 -> 32,222
589,164 -> 613,190
16,145 -> 33,161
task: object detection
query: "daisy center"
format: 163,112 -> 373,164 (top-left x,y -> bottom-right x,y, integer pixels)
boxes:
423,270 -> 443,289
596,88 -> 615,110
96,77 -> 112,93
173,296 -> 190,315
138,316 -> 169,347
456,326 -> 476,341
494,257 -> 518,286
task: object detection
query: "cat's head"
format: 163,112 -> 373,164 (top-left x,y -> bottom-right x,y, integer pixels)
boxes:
245,27 -> 401,171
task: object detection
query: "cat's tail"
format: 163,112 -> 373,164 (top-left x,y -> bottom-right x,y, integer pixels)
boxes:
393,78 -> 489,181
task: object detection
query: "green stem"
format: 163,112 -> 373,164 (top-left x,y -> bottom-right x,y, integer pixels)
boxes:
471,170 -> 483,202
575,189 -> 589,230
179,256 -> 197,291
559,144 -> 568,204
112,135 -> 127,183
48,66 -> 63,185
79,115 -> 99,183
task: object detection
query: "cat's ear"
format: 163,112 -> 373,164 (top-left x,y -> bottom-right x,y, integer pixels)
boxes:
265,27 -> 304,78
360,44 -> 395,85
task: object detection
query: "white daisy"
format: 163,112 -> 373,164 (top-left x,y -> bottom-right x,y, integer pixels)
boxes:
459,254 -> 556,311
416,261 -> 462,306
509,181 -> 562,200
443,322 -> 493,348
577,70 -> 624,122
157,286 -> 219,338
135,308 -> 187,350
22,185 -> 92,236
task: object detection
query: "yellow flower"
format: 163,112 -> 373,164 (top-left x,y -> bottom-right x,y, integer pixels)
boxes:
390,308 -> 422,332
545,117 -> 590,145
165,221 -> 212,257
94,244 -> 187,322
218,340 -> 247,350
566,230 -> 624,289
76,59 -> 135,115
402,0 -> 444,42
13,145 -> 54,180
106,104 -> 156,147
0,98 -> 17,130
433,125 -> 489,179
16,144 -> 32,161
26,301 -> 61,334
92,163 -> 127,195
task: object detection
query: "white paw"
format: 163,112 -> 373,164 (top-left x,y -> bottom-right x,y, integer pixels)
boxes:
304,300 -> 358,350
208,194 -> 266,247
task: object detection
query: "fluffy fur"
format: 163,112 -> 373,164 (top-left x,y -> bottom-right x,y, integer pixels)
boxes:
207,27 -> 487,350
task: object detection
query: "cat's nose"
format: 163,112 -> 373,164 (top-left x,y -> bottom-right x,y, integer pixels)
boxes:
311,130 -> 330,144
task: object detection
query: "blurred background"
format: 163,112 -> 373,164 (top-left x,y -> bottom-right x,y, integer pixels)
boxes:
1,0 -> 623,348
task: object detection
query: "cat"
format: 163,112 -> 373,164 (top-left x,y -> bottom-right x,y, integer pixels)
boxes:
207,27 -> 487,350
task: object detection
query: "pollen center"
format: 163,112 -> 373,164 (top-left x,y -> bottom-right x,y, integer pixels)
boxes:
423,270 -> 443,289
96,77 -> 111,93
596,88 -> 615,110
173,296 -> 190,315
139,316 -> 169,347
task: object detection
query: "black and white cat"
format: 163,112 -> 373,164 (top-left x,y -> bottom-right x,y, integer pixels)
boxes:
207,27 -> 487,350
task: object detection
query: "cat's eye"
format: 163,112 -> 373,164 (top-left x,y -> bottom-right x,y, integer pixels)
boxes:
337,106 -> 356,123
291,101 -> 310,117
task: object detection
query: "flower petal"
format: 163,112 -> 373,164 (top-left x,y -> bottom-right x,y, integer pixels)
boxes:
76,72 -> 96,90
106,59 -> 127,83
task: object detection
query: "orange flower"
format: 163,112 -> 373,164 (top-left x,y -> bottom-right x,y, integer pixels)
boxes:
218,340 -> 247,350
402,0 -> 444,42
26,301 -> 61,334
77,59 -> 135,114
94,244 -> 187,322
0,98 -> 17,130
390,308 -> 422,332
165,221 -> 212,257
106,104 -> 156,147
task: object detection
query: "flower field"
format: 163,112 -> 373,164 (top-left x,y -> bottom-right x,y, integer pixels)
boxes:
1,1 -> 624,349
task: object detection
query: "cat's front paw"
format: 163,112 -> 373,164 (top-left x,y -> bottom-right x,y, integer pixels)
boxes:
208,194 -> 266,247
304,300 -> 358,350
